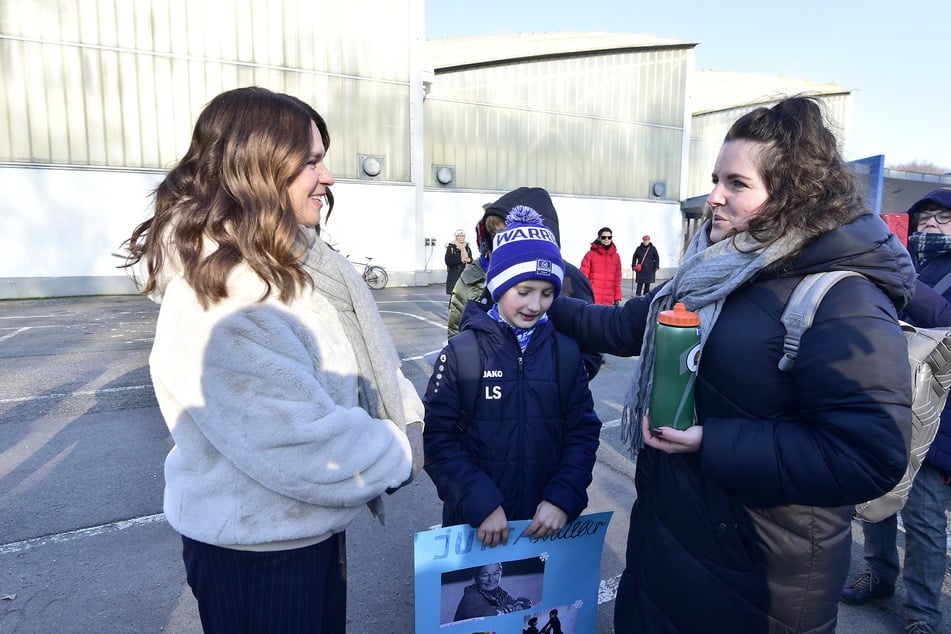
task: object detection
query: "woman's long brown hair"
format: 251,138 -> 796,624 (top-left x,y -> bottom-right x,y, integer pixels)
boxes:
119,87 -> 333,308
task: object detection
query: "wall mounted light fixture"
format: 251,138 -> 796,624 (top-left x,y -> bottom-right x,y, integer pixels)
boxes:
357,155 -> 385,181
432,165 -> 455,187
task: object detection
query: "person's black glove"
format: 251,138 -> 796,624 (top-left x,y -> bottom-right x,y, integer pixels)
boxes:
613,300 -> 621,306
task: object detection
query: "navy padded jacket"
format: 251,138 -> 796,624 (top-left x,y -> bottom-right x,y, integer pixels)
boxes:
423,302 -> 602,529
548,213 -> 914,632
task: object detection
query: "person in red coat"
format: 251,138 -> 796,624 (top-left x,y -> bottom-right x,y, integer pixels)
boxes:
580,227 -> 622,305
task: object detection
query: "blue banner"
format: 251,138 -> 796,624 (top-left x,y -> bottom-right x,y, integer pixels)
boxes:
413,512 -> 612,633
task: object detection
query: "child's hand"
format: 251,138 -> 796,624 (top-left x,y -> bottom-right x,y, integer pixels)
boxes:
477,506 -> 509,547
522,501 -> 567,539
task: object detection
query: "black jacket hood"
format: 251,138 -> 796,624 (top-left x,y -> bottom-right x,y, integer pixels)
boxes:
484,187 -> 562,245
907,188 -> 951,216
789,212 -> 915,312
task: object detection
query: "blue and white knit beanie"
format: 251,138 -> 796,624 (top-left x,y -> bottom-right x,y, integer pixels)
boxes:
485,205 -> 564,301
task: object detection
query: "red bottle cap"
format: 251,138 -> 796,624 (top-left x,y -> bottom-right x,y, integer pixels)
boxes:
657,302 -> 700,326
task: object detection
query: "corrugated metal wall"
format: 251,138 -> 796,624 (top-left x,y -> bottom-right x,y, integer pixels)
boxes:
686,94 -> 853,200
425,48 -> 690,199
0,0 -> 413,180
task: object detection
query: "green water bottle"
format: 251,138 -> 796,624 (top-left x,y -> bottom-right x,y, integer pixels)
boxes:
649,302 -> 701,430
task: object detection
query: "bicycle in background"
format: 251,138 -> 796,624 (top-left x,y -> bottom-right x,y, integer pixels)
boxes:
319,230 -> 389,290
349,256 -> 388,289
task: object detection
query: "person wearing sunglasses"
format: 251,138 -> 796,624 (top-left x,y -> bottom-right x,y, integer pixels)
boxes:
580,227 -> 622,305
841,187 -> 951,634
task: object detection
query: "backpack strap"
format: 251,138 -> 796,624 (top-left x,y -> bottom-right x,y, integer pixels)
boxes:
778,271 -> 864,372
447,330 -> 481,434
930,269 -> 951,296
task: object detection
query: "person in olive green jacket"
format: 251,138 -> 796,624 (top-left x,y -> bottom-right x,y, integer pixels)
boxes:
447,203 -> 504,338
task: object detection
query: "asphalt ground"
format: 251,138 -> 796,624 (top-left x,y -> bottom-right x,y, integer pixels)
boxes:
1,284 -> 948,633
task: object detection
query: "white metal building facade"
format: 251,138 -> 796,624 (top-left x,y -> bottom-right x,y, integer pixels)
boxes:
2,0 -> 850,299
687,70 -> 853,202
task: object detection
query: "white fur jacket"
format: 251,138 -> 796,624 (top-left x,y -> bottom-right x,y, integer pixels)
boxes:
150,262 -> 419,548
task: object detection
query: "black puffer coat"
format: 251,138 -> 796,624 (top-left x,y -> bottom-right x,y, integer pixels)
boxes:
632,241 -> 660,284
549,213 -> 915,633
444,242 -> 473,294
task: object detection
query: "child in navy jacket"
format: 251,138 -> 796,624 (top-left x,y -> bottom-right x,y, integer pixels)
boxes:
423,206 -> 602,547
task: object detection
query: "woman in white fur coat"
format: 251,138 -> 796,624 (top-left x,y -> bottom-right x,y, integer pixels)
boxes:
121,87 -> 423,633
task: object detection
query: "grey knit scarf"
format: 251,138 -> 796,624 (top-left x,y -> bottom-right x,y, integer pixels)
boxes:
300,228 -> 412,520
300,231 -> 409,429
619,222 -> 800,459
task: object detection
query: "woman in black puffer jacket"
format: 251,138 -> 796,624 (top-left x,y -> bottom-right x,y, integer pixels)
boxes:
549,97 -> 914,633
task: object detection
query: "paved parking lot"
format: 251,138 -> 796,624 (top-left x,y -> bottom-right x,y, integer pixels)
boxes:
0,286 -> 947,632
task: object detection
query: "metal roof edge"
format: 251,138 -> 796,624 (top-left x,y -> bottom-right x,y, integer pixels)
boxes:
426,32 -> 698,72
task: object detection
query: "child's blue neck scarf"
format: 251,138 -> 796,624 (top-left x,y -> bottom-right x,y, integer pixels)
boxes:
488,304 -> 548,352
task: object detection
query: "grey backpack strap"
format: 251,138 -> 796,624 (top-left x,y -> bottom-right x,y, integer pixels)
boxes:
778,271 -> 863,372
930,269 -> 951,296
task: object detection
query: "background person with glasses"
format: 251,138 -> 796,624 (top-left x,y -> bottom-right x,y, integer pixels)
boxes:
580,227 -> 622,305
841,187 -> 951,634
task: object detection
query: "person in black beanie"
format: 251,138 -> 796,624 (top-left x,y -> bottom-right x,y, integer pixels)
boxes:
446,186 -> 603,380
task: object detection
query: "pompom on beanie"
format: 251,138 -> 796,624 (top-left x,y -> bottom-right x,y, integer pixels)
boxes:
485,205 -> 564,301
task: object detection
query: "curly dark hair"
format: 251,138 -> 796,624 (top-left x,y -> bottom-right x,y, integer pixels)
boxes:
119,86 -> 334,307
718,96 -> 865,254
